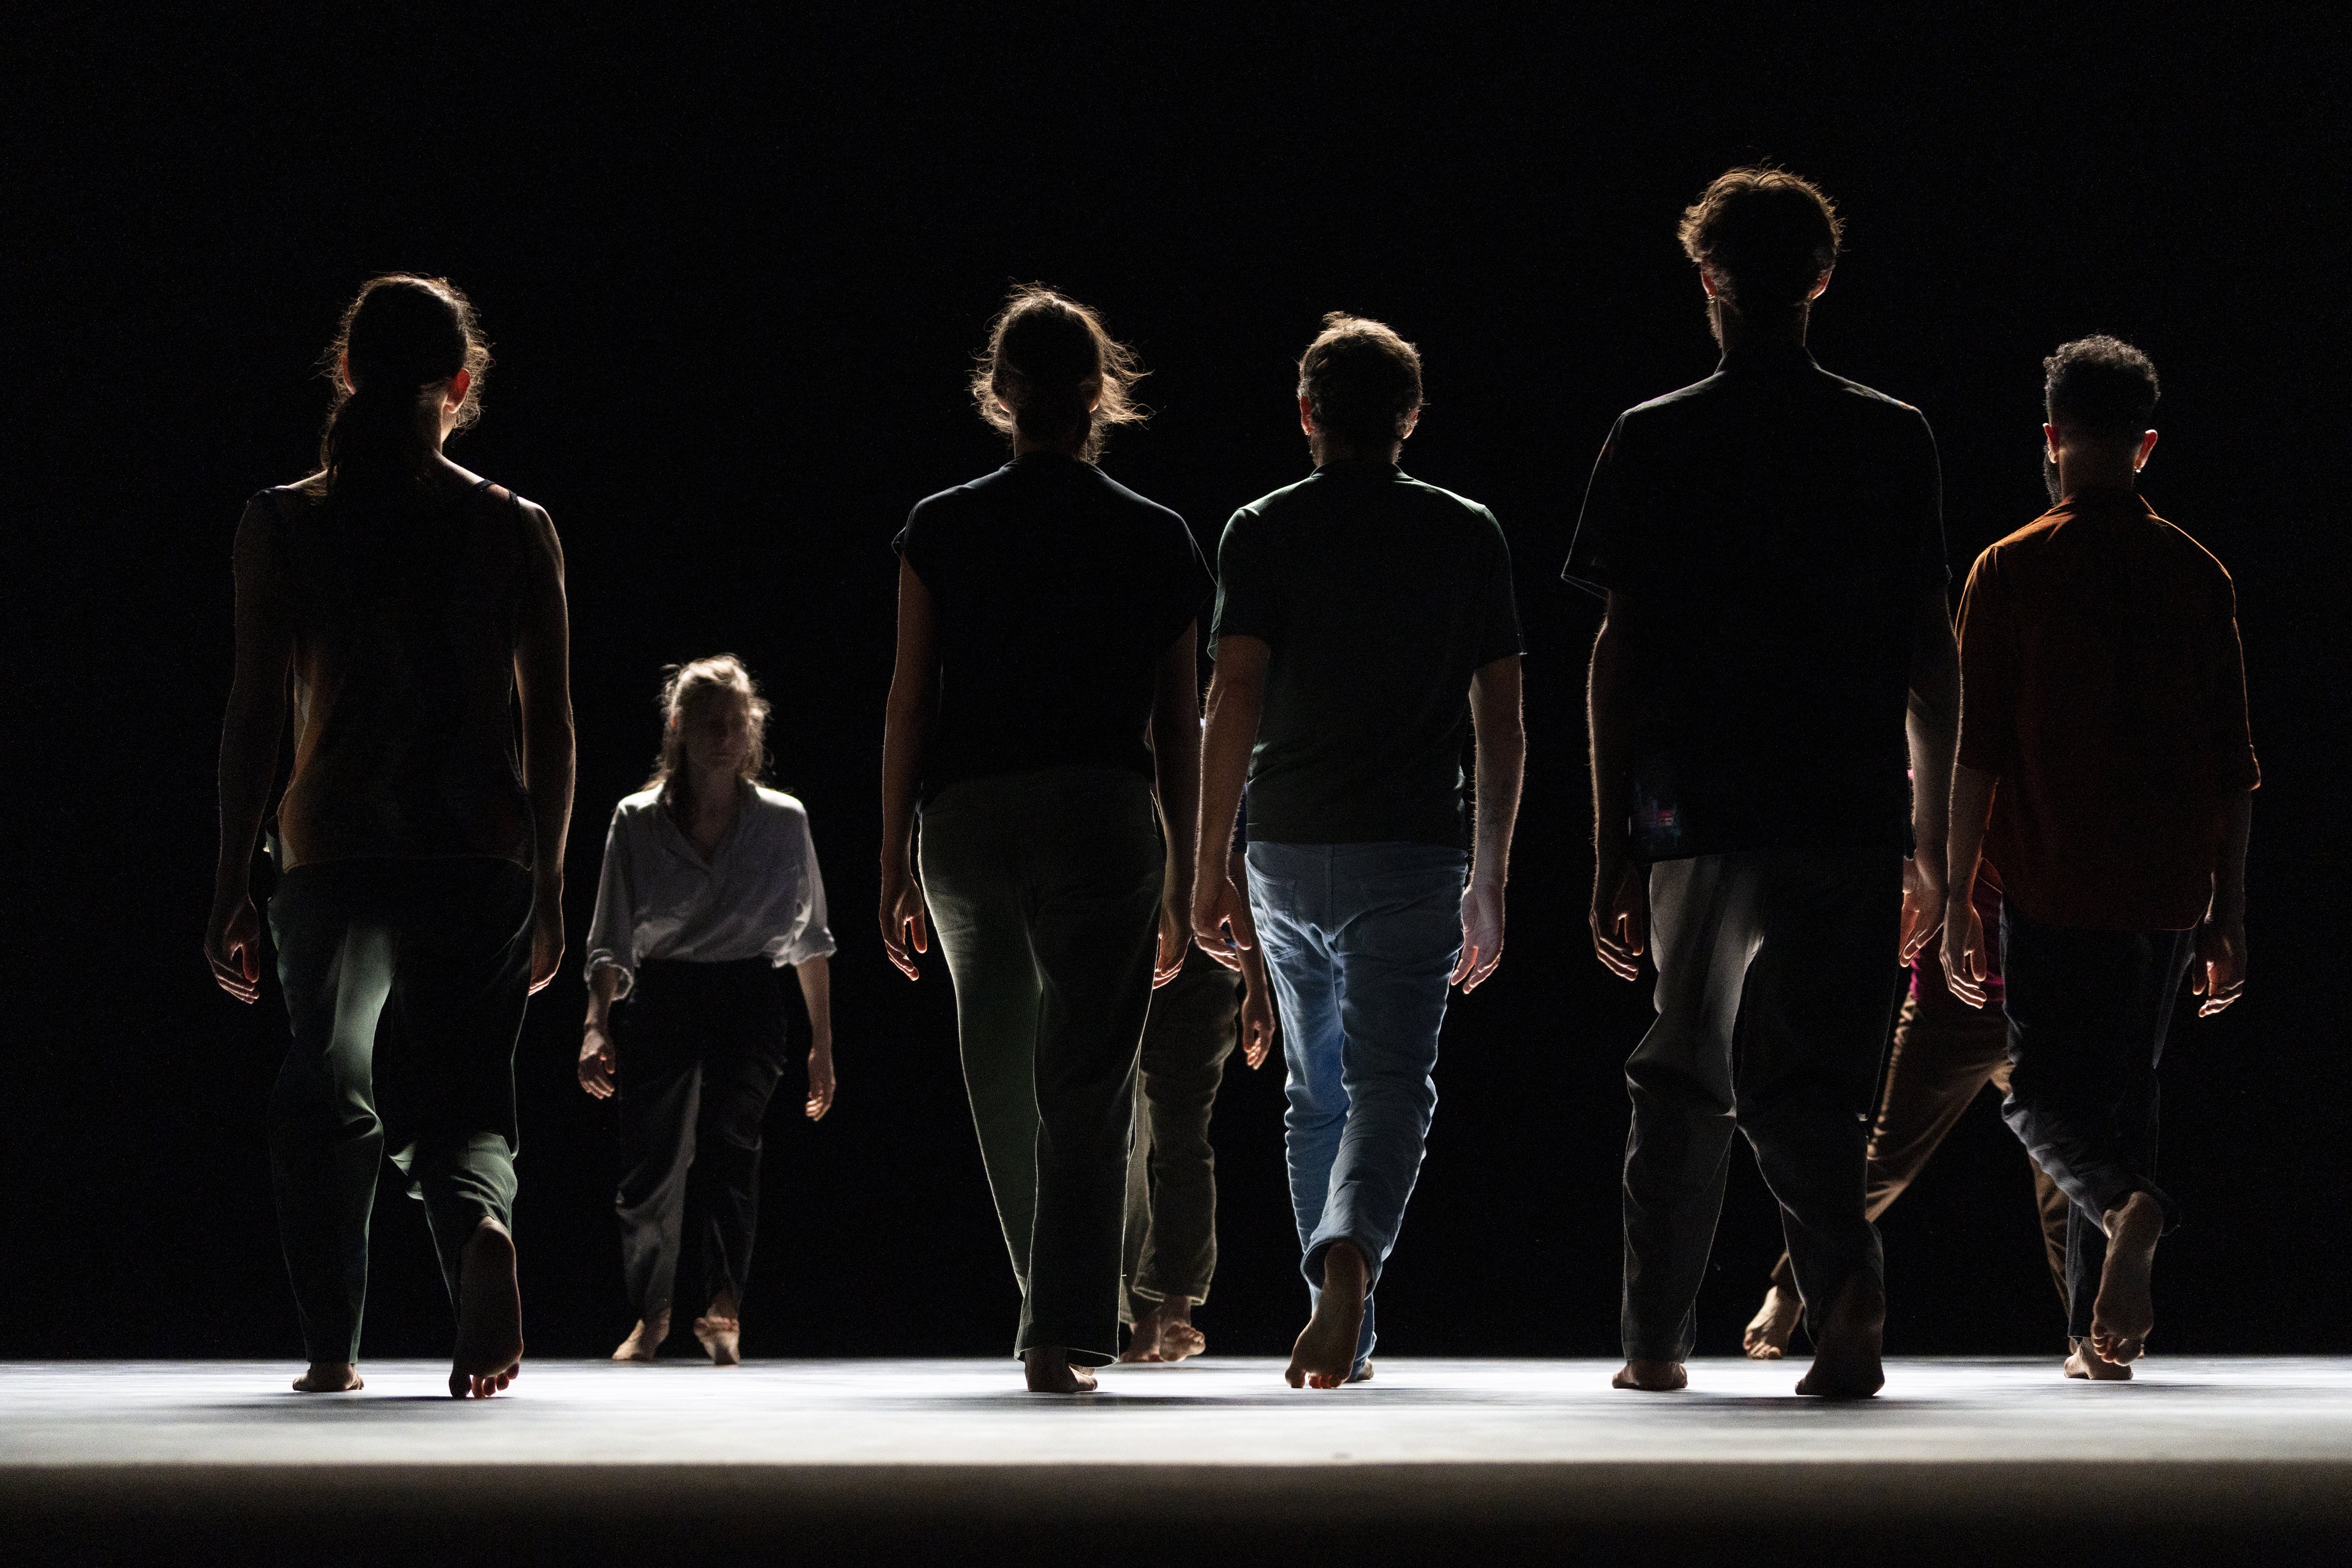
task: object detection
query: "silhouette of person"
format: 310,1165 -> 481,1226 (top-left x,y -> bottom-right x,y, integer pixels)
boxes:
1194,314 -> 1526,1390
1944,336 -> 2256,1380
879,287 -> 1210,1392
578,656 -> 837,1366
1568,169 -> 1957,1398
203,275 -> 573,1399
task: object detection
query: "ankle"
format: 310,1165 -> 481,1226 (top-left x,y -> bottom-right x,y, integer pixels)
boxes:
1319,1242 -> 1368,1300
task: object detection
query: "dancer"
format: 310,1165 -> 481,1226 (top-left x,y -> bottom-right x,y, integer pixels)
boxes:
1570,168 -> 1955,1399
880,286 -> 1210,1392
1945,336 -> 2255,1380
1742,878 -> 2070,1359
578,656 -> 837,1366
1120,821 -> 1278,1364
203,274 -> 572,1399
1193,314 -> 1525,1390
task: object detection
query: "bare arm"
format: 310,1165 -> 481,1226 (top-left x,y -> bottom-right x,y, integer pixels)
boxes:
1232,848 -> 1277,1069
1903,582 -> 1960,963
1191,634 -> 1267,965
515,500 -> 576,996
2194,790 -> 2252,1016
1586,594 -> 1646,981
1453,654 -> 1524,991
796,956 -> 837,1117
879,557 -> 939,980
1149,620 -> 1204,986
1941,761 -> 1999,1008
578,964 -> 622,1098
204,497 -> 294,1003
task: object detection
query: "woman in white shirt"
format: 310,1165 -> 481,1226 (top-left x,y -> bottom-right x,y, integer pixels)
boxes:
579,655 -> 836,1364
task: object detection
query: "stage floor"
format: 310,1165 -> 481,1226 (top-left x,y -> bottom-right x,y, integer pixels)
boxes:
7,1356 -> 2352,1563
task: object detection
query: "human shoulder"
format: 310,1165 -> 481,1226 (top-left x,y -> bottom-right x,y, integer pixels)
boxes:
2142,506 -> 2236,592
1229,472 -> 1321,526
1084,464 -> 1187,530
1812,368 -> 1937,445
1395,473 -> 1498,522
750,784 -> 811,822
611,786 -> 667,825
1616,370 -> 1731,428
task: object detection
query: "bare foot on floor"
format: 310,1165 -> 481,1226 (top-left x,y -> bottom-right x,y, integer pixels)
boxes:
1345,1360 -> 1374,1383
2066,1340 -> 2134,1381
1613,1359 -> 1687,1391
1287,1242 -> 1367,1389
450,1217 -> 524,1399
292,1362 -> 362,1393
1155,1300 -> 1206,1363
2091,1191 -> 2161,1365
1022,1346 -> 1098,1393
692,1315 -> 741,1366
613,1310 -> 669,1362
1794,1269 -> 1884,1399
1119,1302 -> 1168,1363
1743,1284 -> 1802,1360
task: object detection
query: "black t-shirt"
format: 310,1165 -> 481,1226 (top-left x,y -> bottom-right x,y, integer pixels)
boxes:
1212,464 -> 1523,848
1562,343 -> 1946,861
897,453 -> 1211,798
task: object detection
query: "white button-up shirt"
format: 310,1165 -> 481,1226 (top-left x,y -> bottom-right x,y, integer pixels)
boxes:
583,783 -> 835,995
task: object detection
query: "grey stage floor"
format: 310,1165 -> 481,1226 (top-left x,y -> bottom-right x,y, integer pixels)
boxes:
6,1356 -> 2352,1564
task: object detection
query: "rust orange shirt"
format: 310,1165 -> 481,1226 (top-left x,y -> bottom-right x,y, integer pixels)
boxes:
1956,491 -> 2257,931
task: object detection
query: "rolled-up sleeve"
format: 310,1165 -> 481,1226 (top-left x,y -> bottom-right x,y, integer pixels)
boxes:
772,807 -> 837,968
583,807 -> 639,994
1562,416 -> 1632,597
1209,509 -> 1279,656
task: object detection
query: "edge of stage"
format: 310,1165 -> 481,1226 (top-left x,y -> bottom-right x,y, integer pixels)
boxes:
6,1356 -> 2350,1565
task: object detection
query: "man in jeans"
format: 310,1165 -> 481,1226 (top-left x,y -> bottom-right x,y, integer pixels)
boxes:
1571,168 -> 1958,1399
1193,314 -> 1525,1390
1944,336 -> 2255,1380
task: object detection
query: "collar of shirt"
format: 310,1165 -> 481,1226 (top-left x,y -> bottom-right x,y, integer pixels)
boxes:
1717,340 -> 1819,375
653,779 -> 757,869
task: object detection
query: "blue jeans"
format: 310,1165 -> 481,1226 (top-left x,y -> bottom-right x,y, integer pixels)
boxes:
1247,841 -> 1467,1373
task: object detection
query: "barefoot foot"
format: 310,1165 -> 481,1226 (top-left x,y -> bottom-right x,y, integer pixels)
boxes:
692,1314 -> 741,1366
1022,1347 -> 1098,1393
1155,1299 -> 1206,1363
1287,1242 -> 1368,1389
1345,1360 -> 1374,1384
1743,1284 -> 1802,1360
613,1310 -> 670,1363
1119,1302 -> 1168,1363
1794,1269 -> 1885,1399
1613,1358 -> 1687,1391
450,1217 -> 524,1399
2091,1191 -> 2161,1364
2066,1340 -> 2134,1381
292,1362 -> 362,1393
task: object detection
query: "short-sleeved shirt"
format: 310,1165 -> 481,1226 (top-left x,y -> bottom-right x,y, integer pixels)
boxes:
1562,343 -> 1946,861
259,480 -> 540,870
583,783 -> 836,996
1212,463 -> 1523,848
896,453 -> 1212,798
1956,491 -> 2259,931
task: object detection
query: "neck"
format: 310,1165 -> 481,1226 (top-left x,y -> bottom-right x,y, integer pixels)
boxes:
682,765 -> 737,820
1312,437 -> 1400,469
1011,432 -> 1087,460
1713,300 -> 1810,353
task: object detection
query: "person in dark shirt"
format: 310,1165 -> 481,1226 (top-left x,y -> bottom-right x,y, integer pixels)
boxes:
1195,314 -> 1526,1390
879,287 -> 1210,1393
1569,169 -> 1958,1399
1945,336 -> 2255,1380
203,275 -> 574,1400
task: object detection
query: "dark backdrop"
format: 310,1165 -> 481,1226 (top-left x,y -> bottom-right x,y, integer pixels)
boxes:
6,6 -> 2347,1363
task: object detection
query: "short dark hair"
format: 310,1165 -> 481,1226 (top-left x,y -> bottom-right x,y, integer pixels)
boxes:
1678,167 -> 1844,316
1296,313 -> 1423,449
2043,335 -> 2159,440
970,285 -> 1147,462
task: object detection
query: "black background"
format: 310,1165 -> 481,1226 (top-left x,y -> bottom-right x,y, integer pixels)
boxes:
5,5 -> 2347,1365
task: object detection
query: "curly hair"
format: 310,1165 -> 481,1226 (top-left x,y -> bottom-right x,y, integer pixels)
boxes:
1296,313 -> 1424,450
970,285 -> 1148,462
1678,167 -> 1844,316
2044,336 -> 2160,439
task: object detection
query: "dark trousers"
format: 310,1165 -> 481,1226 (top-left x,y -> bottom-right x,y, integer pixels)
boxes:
1623,848 -> 1903,1363
1769,954 -> 2071,1309
1999,903 -> 2195,1341
266,857 -> 535,1365
1121,946 -> 1243,1319
613,958 -> 791,1321
919,767 -> 1165,1366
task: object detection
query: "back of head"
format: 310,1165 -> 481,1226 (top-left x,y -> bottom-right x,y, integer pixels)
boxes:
1296,314 -> 1423,454
2044,335 -> 2159,441
316,274 -> 490,507
971,285 -> 1146,462
1678,167 -> 1844,320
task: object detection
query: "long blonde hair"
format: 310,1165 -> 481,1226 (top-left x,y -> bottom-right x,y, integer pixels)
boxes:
643,656 -> 771,819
